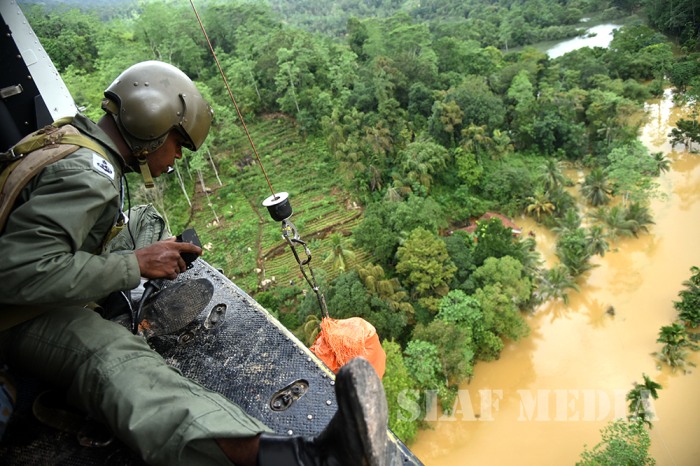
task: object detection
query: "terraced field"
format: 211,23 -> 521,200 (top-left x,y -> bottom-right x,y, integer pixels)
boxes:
186,116 -> 366,293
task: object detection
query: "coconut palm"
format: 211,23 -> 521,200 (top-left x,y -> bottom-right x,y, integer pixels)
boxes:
552,208 -> 581,236
626,373 -> 662,428
581,167 -> 612,207
358,264 -> 415,319
591,205 -> 637,242
538,159 -> 568,192
625,202 -> 655,237
586,224 -> 610,257
534,265 -> 580,305
674,266 -> 700,328
526,189 -> 556,222
514,237 -> 544,278
299,314 -> 321,346
651,151 -> 671,176
653,321 -> 699,372
323,233 -> 356,273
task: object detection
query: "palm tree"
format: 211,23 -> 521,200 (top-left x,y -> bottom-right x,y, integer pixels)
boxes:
653,321 -> 699,372
591,206 -> 637,242
585,224 -> 610,257
534,265 -> 580,305
526,189 -> 556,222
299,314 -> 321,346
651,151 -> 671,176
538,159 -> 567,193
323,233 -> 356,273
626,373 -> 662,428
581,167 -> 612,207
514,237 -> 544,278
552,208 -> 581,236
358,264 -> 415,320
625,202 -> 655,237
675,266 -> 700,328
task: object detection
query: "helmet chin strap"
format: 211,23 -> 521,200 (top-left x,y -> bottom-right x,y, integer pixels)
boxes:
136,153 -> 155,189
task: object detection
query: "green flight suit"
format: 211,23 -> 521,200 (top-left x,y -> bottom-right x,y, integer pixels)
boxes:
0,114 -> 270,465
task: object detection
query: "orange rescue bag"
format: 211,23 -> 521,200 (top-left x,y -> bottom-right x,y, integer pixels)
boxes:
310,317 -> 386,379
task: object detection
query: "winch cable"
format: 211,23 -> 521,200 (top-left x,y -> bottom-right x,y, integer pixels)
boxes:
189,0 -> 329,318
189,0 -> 276,198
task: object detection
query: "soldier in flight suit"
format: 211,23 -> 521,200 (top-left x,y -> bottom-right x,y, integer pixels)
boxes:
0,61 -> 387,466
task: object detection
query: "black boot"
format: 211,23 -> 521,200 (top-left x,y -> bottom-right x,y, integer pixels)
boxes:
257,357 -> 388,466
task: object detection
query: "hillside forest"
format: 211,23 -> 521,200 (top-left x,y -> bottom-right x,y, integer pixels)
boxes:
18,0 -> 700,449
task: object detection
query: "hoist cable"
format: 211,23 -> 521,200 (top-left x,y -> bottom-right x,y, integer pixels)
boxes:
188,0 -> 276,198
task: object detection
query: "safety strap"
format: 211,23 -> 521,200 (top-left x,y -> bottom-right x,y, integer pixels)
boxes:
0,121 -> 109,231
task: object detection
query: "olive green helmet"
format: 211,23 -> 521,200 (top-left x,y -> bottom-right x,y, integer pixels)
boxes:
102,61 -> 213,155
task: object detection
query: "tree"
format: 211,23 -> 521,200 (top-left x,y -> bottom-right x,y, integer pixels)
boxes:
471,257 -> 531,342
585,225 -> 610,257
354,197 -> 446,267
358,263 -> 415,326
625,202 -> 655,237
556,228 -> 595,277
626,374 -> 662,428
538,159 -> 568,193
669,118 -> 700,151
396,228 -> 457,312
403,340 -> 445,391
24,6 -> 101,73
605,141 -> 660,206
396,140 -> 451,193
653,321 -> 699,372
437,289 -> 504,361
381,340 -> 420,443
577,419 -> 655,466
581,168 -> 612,207
323,233 -> 357,273
651,151 -> 671,176
134,3 -> 207,77
590,205 -> 638,242
472,217 -> 525,267
412,319 -> 475,386
526,189 -> 556,222
535,265 -> 580,306
674,266 -> 700,328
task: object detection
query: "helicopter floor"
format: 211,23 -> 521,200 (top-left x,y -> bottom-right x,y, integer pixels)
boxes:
0,259 -> 423,466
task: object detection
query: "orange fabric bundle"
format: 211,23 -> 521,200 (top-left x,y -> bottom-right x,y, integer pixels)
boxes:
310,317 -> 386,379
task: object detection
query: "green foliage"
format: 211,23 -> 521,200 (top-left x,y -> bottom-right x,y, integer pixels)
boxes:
381,340 -> 420,444
653,321 -> 699,372
403,339 -> 444,390
674,266 -> 700,328
577,419 -> 655,466
354,196 -> 446,267
556,227 -> 595,276
472,217 -> 523,267
605,141 -> 660,206
626,373 -> 662,428
643,0 -> 700,47
396,228 -> 457,312
469,257 -> 531,342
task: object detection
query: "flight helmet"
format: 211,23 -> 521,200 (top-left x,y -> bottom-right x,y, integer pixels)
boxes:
102,61 -> 213,156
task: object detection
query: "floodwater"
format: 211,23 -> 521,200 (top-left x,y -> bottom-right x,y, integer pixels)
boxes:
410,92 -> 700,465
546,23 -> 621,58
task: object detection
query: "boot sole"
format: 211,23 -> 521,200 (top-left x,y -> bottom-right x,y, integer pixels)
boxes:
335,357 -> 389,466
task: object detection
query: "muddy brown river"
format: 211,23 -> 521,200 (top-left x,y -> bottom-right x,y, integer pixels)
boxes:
410,91 -> 700,465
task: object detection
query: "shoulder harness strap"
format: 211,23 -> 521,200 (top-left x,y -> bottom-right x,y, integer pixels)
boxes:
0,118 -> 110,231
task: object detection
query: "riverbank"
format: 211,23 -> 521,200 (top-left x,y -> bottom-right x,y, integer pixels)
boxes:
411,88 -> 700,466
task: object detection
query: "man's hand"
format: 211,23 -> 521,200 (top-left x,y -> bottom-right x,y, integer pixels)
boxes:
134,237 -> 203,280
